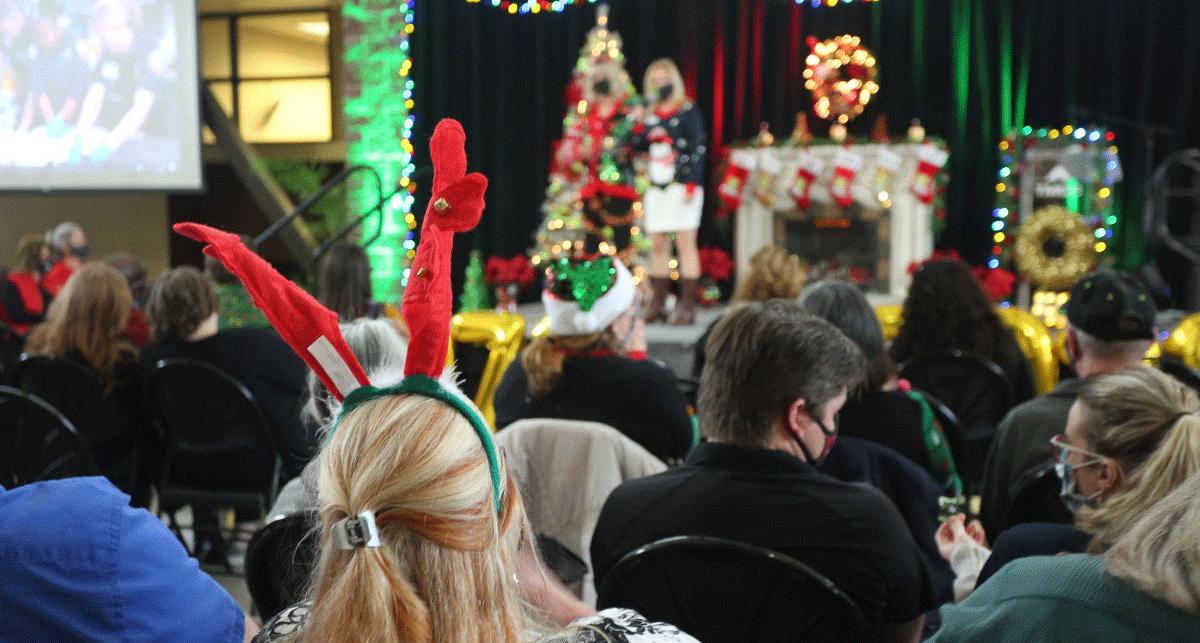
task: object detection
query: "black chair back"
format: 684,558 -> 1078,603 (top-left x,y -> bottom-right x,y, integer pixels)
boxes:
0,322 -> 24,377
597,535 -> 874,643
1008,465 -> 1073,528
914,388 -> 968,478
11,354 -> 139,490
245,511 -> 319,619
0,385 -> 97,486
147,358 -> 282,507
899,351 -> 1015,488
676,376 -> 699,410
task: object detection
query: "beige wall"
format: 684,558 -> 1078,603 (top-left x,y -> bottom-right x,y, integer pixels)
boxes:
0,195 -> 170,277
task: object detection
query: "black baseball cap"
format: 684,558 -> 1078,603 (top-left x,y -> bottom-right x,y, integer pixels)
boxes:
1065,270 -> 1156,341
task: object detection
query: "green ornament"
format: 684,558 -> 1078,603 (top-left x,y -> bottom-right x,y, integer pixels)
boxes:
550,257 -> 617,311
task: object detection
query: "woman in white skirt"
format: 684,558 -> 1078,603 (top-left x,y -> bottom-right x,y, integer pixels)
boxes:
633,58 -> 707,325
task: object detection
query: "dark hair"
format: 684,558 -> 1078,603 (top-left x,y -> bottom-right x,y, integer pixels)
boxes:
103,252 -> 148,307
800,280 -> 893,391
15,234 -> 45,273
699,300 -> 865,447
146,267 -> 219,342
319,243 -> 373,321
891,259 -> 1020,368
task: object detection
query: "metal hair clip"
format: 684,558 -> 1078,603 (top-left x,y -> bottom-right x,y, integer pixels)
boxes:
332,510 -> 381,550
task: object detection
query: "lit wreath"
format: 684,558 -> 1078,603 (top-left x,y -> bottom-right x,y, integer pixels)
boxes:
1014,205 -> 1096,289
803,35 -> 880,124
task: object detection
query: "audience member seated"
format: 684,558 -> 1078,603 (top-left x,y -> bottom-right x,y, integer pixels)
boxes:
317,242 -> 388,322
42,221 -> 88,297
891,258 -> 1035,404
270,318 -> 409,517
937,366 -> 1200,600
495,257 -> 695,464
692,244 -> 804,376
802,279 -> 962,495
979,270 -> 1155,535
0,234 -> 50,333
591,301 -> 934,642
104,252 -> 151,347
0,477 -> 254,642
24,262 -> 152,496
206,244 -> 269,331
141,267 -> 312,477
254,380 -> 697,642
931,471 -> 1200,641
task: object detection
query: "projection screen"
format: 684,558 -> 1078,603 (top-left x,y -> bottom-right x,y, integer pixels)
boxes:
0,0 -> 201,191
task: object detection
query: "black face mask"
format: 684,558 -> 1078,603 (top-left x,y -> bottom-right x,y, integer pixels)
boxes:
656,84 -> 674,102
593,79 -> 612,96
792,414 -> 839,465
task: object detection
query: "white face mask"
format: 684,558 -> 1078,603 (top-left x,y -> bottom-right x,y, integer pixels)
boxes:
1051,434 -> 1105,513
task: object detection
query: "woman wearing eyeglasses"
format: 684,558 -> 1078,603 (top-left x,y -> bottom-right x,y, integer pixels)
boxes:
935,365 -> 1200,601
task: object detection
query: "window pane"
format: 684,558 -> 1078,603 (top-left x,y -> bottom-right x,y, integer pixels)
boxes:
203,81 -> 234,143
200,18 -> 232,79
238,78 -> 332,143
236,12 -> 329,79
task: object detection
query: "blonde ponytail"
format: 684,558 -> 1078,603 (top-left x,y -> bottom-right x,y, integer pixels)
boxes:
1074,366 -> 1200,553
1105,472 -> 1200,615
297,395 -> 544,642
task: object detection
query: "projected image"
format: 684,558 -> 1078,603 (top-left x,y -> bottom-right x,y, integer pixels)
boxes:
0,0 -> 201,190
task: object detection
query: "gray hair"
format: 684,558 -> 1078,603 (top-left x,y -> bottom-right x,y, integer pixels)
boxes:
1070,324 -> 1153,364
50,221 -> 82,252
302,318 -> 409,434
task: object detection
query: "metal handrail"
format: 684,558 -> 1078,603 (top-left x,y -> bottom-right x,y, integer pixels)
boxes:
1144,149 -> 1200,265
309,183 -> 406,275
251,164 -> 384,251
309,164 -> 434,275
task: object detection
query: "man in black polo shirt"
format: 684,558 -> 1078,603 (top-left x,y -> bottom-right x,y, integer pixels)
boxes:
591,300 -> 933,642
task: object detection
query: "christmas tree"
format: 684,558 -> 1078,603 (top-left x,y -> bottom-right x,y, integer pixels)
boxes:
530,4 -> 645,267
458,250 -> 489,312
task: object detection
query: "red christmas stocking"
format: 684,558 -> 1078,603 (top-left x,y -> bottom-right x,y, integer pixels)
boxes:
717,150 -> 756,211
790,152 -> 825,210
911,145 -> 949,205
829,148 -> 864,208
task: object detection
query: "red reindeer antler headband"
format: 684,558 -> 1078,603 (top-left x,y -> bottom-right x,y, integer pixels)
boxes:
175,119 -> 501,510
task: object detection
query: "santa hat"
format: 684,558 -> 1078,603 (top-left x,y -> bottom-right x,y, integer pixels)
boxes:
174,118 -> 503,511
542,256 -> 635,337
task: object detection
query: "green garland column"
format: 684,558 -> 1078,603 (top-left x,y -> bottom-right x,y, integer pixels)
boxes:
344,0 -> 418,301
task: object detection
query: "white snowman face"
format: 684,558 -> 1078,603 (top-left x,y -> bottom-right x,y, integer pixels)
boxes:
648,141 -> 677,184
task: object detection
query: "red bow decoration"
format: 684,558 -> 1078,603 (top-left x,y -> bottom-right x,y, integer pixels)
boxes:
484,255 -> 536,288
403,119 -> 489,379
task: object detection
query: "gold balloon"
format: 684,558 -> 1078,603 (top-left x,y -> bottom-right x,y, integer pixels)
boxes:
1161,312 -> 1200,369
997,306 -> 1058,395
450,311 -> 527,428
1014,205 -> 1096,290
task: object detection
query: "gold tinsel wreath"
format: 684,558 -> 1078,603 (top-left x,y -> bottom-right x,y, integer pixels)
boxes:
1014,205 -> 1096,289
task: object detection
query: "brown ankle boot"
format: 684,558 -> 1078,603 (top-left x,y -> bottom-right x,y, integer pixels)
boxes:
672,278 -> 698,326
644,277 -> 670,323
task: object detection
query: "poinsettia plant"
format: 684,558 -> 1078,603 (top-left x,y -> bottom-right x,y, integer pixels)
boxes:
484,255 -> 536,288
699,247 -> 734,282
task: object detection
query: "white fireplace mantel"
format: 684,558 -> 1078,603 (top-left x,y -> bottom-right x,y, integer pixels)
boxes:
732,143 -> 940,302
